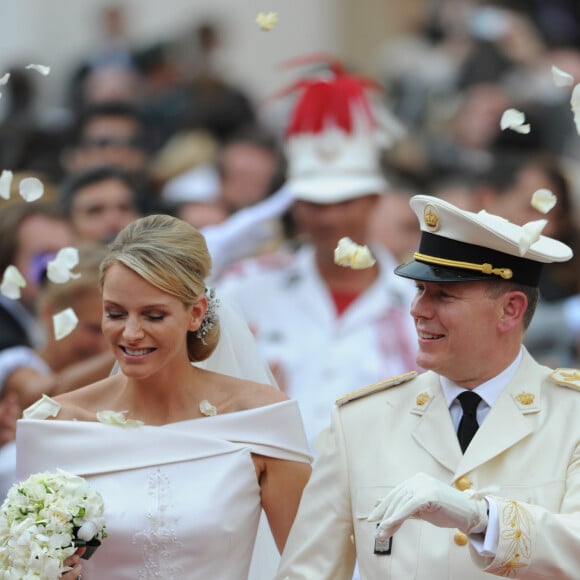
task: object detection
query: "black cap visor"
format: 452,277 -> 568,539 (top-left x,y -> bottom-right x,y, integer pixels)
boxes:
394,232 -> 543,285
395,260 -> 502,282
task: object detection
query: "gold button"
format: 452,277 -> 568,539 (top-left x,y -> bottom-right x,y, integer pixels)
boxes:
454,531 -> 468,546
455,476 -> 471,491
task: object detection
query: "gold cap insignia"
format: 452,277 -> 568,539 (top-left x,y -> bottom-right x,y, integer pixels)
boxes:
423,204 -> 439,231
416,392 -> 431,406
515,392 -> 535,406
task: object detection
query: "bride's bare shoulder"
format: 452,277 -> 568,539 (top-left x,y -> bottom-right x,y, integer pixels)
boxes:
50,375 -> 120,421
215,373 -> 289,412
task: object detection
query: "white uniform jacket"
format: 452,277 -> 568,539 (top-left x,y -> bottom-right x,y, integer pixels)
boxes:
218,244 -> 418,447
276,349 -> 580,579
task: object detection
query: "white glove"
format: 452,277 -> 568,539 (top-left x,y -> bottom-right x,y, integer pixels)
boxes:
367,473 -> 488,540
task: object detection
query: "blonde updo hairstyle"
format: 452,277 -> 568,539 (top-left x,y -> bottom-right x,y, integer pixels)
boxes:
99,214 -> 219,362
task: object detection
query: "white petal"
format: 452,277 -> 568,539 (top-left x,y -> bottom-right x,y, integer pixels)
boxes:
25,64 -> 50,76
572,84 -> 580,135
199,399 -> 217,416
96,409 -> 144,427
572,84 -> 580,111
531,188 -> 557,214
518,219 -> 547,256
334,236 -> 376,269
510,123 -> 531,134
46,247 -> 80,284
0,265 -> 26,299
500,108 -> 530,133
350,245 -> 377,269
552,65 -> 574,87
53,307 -> 78,340
256,12 -> 279,31
0,73 -> 10,86
23,394 -> 61,419
0,169 -> 13,200
334,237 -> 359,267
18,176 -> 44,202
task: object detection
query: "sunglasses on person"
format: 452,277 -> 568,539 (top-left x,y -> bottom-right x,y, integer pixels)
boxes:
81,135 -> 145,150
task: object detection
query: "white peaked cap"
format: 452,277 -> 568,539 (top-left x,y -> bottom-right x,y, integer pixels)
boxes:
281,57 -> 400,204
395,195 -> 573,286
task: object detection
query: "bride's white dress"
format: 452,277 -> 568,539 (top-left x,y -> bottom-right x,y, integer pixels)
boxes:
16,400 -> 311,580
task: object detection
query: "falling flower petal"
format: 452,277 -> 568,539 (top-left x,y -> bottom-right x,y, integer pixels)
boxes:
23,394 -> 61,419
500,108 -> 531,134
531,189 -> 557,214
0,265 -> 26,299
46,247 -> 81,284
334,236 -> 376,269
0,73 -> 9,86
0,170 -> 13,200
256,12 -> 279,31
18,176 -> 44,202
519,219 -> 547,256
552,65 -> 574,87
571,84 -> 580,135
96,410 -> 144,427
25,64 -> 50,76
53,307 -> 78,340
199,400 -> 217,417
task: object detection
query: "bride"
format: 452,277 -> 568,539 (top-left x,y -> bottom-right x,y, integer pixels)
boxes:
16,214 -> 312,579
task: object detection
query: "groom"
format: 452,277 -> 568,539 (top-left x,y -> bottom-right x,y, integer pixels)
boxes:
276,193 -> 580,579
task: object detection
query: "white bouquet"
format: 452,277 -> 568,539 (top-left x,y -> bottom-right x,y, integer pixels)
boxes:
0,469 -> 106,579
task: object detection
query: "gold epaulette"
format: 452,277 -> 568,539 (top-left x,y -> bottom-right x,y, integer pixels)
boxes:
336,371 -> 417,407
549,368 -> 580,391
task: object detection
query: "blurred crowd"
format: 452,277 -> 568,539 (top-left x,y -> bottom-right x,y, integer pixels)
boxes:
1,0 -> 580,457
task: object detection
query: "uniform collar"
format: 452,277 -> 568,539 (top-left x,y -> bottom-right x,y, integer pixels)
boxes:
440,347 -> 523,409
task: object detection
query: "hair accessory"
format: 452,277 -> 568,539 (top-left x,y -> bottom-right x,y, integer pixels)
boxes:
195,288 -> 220,344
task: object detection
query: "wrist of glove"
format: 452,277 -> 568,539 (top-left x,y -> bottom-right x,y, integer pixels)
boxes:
367,473 -> 488,540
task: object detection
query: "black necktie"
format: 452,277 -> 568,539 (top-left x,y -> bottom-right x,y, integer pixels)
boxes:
457,391 -> 482,453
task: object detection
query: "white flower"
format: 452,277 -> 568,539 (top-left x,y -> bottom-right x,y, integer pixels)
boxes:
46,247 -> 81,284
199,400 -> 217,417
53,308 -> 78,340
0,169 -> 13,200
19,176 -> 44,202
0,73 -> 10,86
519,219 -> 547,256
530,188 -> 557,214
0,469 -> 106,580
25,64 -> 51,76
551,65 -> 574,87
571,84 -> 580,136
76,521 -> 99,542
23,394 -> 62,420
96,410 -> 144,427
256,12 -> 279,31
500,108 -> 531,134
0,265 -> 26,299
334,237 -> 376,269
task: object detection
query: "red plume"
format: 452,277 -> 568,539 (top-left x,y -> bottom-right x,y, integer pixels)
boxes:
264,54 -> 382,137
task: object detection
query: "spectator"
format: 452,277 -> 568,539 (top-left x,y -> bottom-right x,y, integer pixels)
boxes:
0,202 -> 73,351
58,165 -> 140,243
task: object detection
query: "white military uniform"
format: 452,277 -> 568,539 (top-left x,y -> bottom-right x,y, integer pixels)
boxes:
218,243 -> 418,448
276,349 -> 580,579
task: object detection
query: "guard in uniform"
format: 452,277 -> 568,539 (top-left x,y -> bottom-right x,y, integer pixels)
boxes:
218,58 -> 417,449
